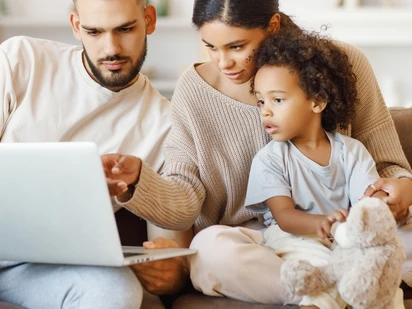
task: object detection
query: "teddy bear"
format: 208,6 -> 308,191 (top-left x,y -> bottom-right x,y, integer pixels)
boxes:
280,197 -> 406,309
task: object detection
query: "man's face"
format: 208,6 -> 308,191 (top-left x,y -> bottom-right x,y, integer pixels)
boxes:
70,0 -> 156,91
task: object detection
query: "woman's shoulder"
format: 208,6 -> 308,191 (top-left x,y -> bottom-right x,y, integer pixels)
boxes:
333,40 -> 371,70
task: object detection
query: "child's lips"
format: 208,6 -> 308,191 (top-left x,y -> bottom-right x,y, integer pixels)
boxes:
264,124 -> 278,134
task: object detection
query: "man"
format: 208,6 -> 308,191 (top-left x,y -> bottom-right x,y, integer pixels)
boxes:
0,0 -> 184,308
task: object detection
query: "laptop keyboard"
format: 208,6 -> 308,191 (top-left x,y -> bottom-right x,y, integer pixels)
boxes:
123,252 -> 144,257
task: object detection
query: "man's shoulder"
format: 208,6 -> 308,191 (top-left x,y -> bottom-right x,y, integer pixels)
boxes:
1,36 -> 79,59
2,36 -> 71,50
138,74 -> 171,112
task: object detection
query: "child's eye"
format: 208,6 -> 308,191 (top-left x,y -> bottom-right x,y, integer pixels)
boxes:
275,98 -> 283,104
257,100 -> 264,107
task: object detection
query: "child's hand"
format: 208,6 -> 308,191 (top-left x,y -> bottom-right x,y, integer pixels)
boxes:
317,209 -> 349,239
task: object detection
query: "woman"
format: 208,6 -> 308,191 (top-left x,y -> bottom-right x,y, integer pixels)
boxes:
103,0 -> 412,305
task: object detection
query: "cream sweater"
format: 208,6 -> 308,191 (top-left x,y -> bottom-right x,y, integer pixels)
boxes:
0,36 -> 171,268
122,41 -> 412,234
0,36 -> 170,172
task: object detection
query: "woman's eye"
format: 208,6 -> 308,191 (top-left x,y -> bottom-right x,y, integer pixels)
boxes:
275,98 -> 283,103
257,100 -> 264,107
231,45 -> 243,50
205,44 -> 216,51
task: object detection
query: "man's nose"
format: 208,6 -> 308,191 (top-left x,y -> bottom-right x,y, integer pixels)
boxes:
104,33 -> 122,56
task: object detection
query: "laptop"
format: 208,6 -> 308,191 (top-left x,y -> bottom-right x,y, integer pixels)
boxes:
0,142 -> 196,266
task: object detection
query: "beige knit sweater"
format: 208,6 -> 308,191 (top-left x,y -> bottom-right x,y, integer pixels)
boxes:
121,42 -> 412,235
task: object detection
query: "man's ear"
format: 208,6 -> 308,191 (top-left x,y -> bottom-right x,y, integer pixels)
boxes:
70,11 -> 82,41
144,4 -> 157,35
312,100 -> 327,114
267,13 -> 281,34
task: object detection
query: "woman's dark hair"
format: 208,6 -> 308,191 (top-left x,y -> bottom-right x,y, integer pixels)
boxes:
192,0 -> 300,33
253,29 -> 358,132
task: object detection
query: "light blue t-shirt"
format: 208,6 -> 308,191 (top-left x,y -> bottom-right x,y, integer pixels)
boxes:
244,132 -> 380,226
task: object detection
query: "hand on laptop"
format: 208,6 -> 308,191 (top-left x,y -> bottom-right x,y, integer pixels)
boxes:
101,154 -> 142,196
130,237 -> 190,295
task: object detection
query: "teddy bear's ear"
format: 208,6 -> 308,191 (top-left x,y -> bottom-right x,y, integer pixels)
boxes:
346,202 -> 368,234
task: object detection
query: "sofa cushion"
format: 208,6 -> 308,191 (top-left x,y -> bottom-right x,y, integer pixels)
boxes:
172,293 -> 298,309
389,107 -> 412,166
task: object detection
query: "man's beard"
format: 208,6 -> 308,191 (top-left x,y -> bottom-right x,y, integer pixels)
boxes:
83,38 -> 147,90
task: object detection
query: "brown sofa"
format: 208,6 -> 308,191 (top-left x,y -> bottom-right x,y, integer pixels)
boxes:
0,107 -> 411,309
170,107 -> 412,309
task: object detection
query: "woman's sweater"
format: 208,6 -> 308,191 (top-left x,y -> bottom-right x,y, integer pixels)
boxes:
120,41 -> 412,235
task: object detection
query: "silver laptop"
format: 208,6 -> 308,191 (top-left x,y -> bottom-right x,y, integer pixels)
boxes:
0,142 -> 196,266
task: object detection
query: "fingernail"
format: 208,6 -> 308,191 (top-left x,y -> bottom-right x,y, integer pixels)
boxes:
117,182 -> 127,188
112,167 -> 120,174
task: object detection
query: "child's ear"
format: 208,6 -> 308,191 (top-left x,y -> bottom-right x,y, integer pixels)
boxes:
312,100 -> 327,114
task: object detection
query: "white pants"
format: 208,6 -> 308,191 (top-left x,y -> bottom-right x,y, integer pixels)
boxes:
189,222 -> 410,307
264,224 -> 346,309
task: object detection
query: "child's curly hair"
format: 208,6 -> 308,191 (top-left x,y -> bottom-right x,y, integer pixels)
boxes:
252,29 -> 358,132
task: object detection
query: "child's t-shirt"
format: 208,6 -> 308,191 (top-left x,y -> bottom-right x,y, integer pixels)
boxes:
244,132 -> 379,226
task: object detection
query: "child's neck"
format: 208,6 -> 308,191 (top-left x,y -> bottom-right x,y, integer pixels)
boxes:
291,130 -> 331,167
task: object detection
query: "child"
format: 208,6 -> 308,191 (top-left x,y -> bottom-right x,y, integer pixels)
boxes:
244,30 -> 394,309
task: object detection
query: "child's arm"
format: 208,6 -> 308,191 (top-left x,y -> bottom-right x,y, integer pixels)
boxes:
267,196 -> 348,238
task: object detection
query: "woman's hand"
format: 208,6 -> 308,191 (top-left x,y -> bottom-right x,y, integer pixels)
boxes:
101,154 -> 142,196
361,178 -> 412,222
130,237 -> 190,295
316,208 -> 348,239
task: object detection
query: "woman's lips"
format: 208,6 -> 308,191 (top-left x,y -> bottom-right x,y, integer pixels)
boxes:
223,70 -> 243,80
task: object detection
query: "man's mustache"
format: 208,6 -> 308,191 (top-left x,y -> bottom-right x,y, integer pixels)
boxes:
98,56 -> 131,63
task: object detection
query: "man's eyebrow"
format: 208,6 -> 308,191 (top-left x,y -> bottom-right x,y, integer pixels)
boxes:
202,39 -> 247,47
81,20 -> 137,31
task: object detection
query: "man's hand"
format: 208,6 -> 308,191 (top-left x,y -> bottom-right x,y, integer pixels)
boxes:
316,208 -> 348,239
101,154 -> 141,196
130,238 -> 190,295
361,178 -> 412,222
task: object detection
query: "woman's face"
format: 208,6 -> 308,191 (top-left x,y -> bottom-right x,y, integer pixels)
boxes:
199,21 -> 268,85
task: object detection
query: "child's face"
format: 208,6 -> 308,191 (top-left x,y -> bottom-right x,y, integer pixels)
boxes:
254,65 -> 316,142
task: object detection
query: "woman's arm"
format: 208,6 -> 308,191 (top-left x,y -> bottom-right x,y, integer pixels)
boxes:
342,42 -> 412,178
340,42 -> 412,220
103,73 -> 207,231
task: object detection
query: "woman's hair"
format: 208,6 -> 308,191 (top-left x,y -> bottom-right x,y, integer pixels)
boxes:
253,29 -> 358,132
192,0 -> 300,33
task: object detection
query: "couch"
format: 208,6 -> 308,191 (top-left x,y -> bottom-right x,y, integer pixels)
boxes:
0,107 -> 411,309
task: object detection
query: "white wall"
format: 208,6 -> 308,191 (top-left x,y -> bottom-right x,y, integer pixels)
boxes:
1,0 -> 411,105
